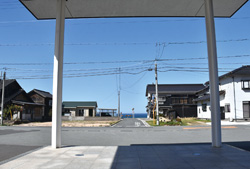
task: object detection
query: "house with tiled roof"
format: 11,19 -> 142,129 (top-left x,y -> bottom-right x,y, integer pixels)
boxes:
146,84 -> 205,118
62,101 -> 98,117
194,66 -> 250,121
0,79 -> 43,120
28,89 -> 53,121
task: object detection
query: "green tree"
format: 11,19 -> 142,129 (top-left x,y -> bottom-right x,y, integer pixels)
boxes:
3,104 -> 22,120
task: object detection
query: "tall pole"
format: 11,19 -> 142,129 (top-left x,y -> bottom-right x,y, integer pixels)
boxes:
232,77 -> 237,122
1,72 -> 6,126
155,61 -> 159,125
205,0 -> 221,148
118,67 -> 121,118
52,0 -> 65,149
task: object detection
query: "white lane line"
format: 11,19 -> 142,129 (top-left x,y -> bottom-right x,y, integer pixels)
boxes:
138,118 -> 150,127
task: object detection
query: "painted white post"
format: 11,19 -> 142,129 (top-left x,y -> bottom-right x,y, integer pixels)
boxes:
52,0 -> 66,149
204,0 -> 221,148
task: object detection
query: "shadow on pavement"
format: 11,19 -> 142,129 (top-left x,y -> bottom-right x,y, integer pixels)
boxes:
0,144 -> 41,164
110,142 -> 250,169
225,141 -> 250,152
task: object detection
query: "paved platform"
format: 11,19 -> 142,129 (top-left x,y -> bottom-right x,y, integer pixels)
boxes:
1,144 -> 250,169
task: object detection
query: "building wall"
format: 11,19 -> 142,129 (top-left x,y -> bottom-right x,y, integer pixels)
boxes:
14,92 -> 32,102
197,101 -> 211,119
147,93 -> 198,118
45,98 -> 52,119
197,75 -> 250,120
29,93 -> 52,121
71,110 -> 76,117
84,109 -> 89,117
220,76 -> 250,120
30,94 -> 45,104
64,107 -> 96,117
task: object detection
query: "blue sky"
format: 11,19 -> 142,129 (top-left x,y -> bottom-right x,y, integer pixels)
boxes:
1,1 -> 250,113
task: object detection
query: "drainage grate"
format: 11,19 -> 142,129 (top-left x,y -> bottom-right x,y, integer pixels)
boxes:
193,153 -> 201,156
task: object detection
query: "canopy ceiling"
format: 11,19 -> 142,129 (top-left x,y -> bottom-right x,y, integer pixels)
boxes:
20,0 -> 248,20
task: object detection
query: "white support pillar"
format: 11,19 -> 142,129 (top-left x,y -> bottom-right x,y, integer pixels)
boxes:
52,0 -> 66,149
204,0 -> 222,148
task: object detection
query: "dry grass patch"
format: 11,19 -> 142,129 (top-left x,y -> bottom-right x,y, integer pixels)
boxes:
146,118 -> 210,126
17,120 -> 120,127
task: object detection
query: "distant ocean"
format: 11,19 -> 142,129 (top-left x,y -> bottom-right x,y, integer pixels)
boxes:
121,113 -> 147,119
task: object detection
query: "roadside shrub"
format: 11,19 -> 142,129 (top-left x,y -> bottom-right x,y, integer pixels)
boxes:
13,119 -> 22,124
166,120 -> 182,126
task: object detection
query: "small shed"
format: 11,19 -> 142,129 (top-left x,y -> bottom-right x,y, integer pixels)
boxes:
62,101 -> 98,117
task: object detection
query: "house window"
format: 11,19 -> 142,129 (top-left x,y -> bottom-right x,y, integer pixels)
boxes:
158,97 -> 166,102
183,99 -> 188,104
172,98 -> 179,104
242,80 -> 250,89
225,104 -> 230,113
79,109 -> 84,116
202,104 -> 207,112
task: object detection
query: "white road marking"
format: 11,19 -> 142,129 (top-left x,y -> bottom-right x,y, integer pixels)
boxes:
135,122 -> 141,127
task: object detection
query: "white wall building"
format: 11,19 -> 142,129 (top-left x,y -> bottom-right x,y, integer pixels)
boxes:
195,66 -> 250,121
62,101 -> 97,118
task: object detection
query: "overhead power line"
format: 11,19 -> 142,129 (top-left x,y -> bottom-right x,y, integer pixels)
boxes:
0,38 -> 249,47
1,54 -> 250,66
7,64 -> 245,80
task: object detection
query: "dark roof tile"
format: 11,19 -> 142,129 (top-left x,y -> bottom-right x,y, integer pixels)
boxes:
146,84 -> 205,96
0,79 -> 16,89
29,89 -> 52,98
62,101 -> 98,108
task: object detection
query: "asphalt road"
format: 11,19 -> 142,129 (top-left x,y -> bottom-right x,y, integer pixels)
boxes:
113,118 -> 147,127
1,119 -> 250,163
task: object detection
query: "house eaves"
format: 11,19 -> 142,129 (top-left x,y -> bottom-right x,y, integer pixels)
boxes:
193,90 -> 226,102
205,65 -> 250,85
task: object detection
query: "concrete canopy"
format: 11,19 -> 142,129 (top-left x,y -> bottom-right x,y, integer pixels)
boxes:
18,0 -> 248,149
20,0 -> 247,20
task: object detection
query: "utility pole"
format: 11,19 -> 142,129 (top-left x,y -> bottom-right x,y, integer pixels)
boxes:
1,71 -> 6,126
118,67 -> 121,118
155,61 -> 159,125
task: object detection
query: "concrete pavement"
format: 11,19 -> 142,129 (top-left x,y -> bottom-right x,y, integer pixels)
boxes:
1,144 -> 250,169
1,119 -> 250,168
